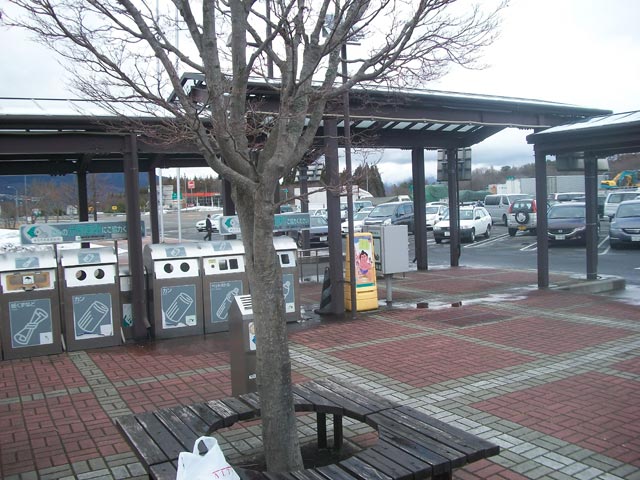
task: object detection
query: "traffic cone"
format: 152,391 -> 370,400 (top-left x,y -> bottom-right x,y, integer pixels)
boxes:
314,267 -> 332,315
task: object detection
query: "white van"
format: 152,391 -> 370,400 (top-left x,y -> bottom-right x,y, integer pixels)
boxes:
483,194 -> 531,225
604,189 -> 640,220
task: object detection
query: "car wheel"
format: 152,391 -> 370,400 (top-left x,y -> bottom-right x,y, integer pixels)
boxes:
502,214 -> 508,227
609,239 -> 620,249
515,211 -> 530,225
469,229 -> 476,243
508,228 -> 517,237
435,237 -> 442,244
484,224 -> 491,238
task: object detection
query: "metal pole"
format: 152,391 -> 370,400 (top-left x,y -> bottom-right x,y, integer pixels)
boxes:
584,152 -> 599,280
177,168 -> 182,242
7,186 -> 18,227
412,148 -> 428,270
534,150 -> 549,288
446,149 -> 460,266
341,43 -> 357,317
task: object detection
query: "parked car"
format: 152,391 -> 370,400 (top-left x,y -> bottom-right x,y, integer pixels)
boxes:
341,209 -> 373,234
604,189 -> 640,220
310,208 -> 328,218
548,192 -> 585,202
547,202 -> 596,245
608,199 -> 640,249
291,214 -> 329,248
507,198 -> 538,236
483,193 -> 531,226
339,199 -> 373,219
432,205 -> 492,243
363,201 -> 415,233
425,203 -> 448,229
196,213 -> 222,232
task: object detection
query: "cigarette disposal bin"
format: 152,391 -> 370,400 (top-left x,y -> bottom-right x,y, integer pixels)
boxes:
143,243 -> 203,339
59,247 -> 121,351
199,240 -> 248,334
273,236 -> 300,323
0,250 -> 63,359
229,294 -> 256,395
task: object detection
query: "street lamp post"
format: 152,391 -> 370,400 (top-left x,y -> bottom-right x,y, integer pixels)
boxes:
7,186 -> 18,228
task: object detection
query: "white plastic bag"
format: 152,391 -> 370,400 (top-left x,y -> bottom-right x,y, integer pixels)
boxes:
176,436 -> 240,480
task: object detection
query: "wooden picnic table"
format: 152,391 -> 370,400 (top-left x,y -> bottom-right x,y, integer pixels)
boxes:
116,377 -> 500,480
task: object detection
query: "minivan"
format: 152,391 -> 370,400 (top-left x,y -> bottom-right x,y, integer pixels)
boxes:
363,201 -> 414,233
604,190 -> 640,220
483,194 -> 531,226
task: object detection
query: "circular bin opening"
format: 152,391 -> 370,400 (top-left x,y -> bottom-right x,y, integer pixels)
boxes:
76,270 -> 87,281
180,262 -> 190,272
164,263 -> 174,274
94,269 -> 105,279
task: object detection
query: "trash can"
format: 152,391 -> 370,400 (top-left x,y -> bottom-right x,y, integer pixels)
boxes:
229,294 -> 256,395
119,267 -> 137,341
274,236 -> 300,323
143,243 -> 203,339
199,240 -> 249,334
0,250 -> 63,359
59,247 -> 122,352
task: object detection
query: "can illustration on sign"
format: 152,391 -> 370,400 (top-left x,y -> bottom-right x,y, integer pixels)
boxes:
9,298 -> 54,348
210,280 -> 243,323
248,321 -> 256,351
72,293 -> 114,339
283,273 -> 295,313
161,285 -> 197,328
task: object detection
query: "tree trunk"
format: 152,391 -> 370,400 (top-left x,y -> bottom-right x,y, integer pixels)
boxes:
235,182 -> 304,472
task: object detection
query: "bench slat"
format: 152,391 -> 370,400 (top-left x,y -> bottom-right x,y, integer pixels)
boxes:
372,440 -> 432,478
237,467 -> 270,479
136,412 -> 186,462
377,426 -> 449,476
116,415 -> 167,467
338,456 -> 392,480
169,405 -> 210,437
149,461 -> 177,480
354,448 -> 413,480
303,381 -> 371,421
293,384 -> 343,415
239,392 -> 262,413
393,405 -> 500,459
318,378 -> 397,411
291,469 -> 334,480
221,395 -> 259,420
187,402 -> 226,434
155,408 -> 200,450
207,398 -> 241,426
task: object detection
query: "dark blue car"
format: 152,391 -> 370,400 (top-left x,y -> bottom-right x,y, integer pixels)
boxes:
609,199 -> 640,249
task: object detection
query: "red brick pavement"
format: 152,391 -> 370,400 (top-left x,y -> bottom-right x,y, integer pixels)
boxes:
472,372 -> 640,467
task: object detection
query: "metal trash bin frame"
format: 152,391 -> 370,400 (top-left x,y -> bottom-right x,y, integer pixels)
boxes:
274,236 -> 300,323
229,294 -> 256,396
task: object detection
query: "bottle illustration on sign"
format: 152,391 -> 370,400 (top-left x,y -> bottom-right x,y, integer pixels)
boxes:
78,301 -> 110,334
216,287 -> 240,320
165,293 -> 194,325
283,280 -> 291,299
13,308 -> 49,345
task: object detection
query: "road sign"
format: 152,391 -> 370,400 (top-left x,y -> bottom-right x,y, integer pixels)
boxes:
188,180 -> 195,190
172,192 -> 177,200
20,221 -> 146,244
218,214 -> 311,235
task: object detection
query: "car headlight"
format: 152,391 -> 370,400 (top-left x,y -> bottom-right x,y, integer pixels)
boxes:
433,225 -> 441,231
382,218 -> 392,225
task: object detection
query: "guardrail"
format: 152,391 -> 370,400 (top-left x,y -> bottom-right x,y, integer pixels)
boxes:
297,247 -> 330,282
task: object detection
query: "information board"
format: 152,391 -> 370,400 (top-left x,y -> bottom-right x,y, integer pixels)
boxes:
20,221 -> 145,244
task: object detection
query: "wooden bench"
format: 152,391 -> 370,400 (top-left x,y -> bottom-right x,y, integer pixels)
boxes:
116,378 -> 499,480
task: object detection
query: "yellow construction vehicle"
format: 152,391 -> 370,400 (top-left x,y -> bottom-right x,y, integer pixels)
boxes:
601,170 -> 640,189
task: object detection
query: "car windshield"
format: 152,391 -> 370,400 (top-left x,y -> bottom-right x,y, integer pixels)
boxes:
459,209 -> 474,220
369,204 -> 398,217
425,206 -> 441,214
310,216 -> 327,227
616,203 -> 640,218
548,205 -> 585,219
354,211 -> 370,220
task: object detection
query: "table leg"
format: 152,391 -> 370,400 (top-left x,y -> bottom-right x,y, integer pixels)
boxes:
317,412 -> 327,448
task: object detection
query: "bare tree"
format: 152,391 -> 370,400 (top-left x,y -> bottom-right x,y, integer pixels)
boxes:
6,0 -> 504,471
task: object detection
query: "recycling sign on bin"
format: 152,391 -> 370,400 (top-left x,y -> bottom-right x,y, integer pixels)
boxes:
72,293 -> 114,340
210,280 -> 243,324
161,285 -> 197,329
9,298 -> 54,348
283,273 -> 295,313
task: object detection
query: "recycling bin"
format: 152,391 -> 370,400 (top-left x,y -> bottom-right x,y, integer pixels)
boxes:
59,247 -> 121,352
199,240 -> 249,334
119,267 -> 137,341
143,243 -> 204,339
274,236 -> 300,323
229,294 -> 256,395
0,250 -> 63,359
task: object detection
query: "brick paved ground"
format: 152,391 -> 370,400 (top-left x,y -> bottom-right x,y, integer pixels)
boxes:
1,267 -> 639,479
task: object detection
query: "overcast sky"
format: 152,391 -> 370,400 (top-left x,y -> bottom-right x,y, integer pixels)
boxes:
1,0 -> 639,185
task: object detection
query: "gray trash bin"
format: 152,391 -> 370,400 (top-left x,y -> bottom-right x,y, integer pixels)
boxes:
143,243 -> 204,339
274,236 -> 300,323
59,247 -> 122,352
199,240 -> 249,334
0,250 -> 63,359
229,294 -> 256,396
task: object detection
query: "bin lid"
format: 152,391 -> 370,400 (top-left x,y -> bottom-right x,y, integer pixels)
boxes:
143,243 -> 203,260
59,246 -> 117,267
197,240 -> 245,256
0,249 -> 58,272
273,235 -> 297,252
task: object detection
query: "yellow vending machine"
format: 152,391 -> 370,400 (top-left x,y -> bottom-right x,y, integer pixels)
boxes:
345,231 -> 378,311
